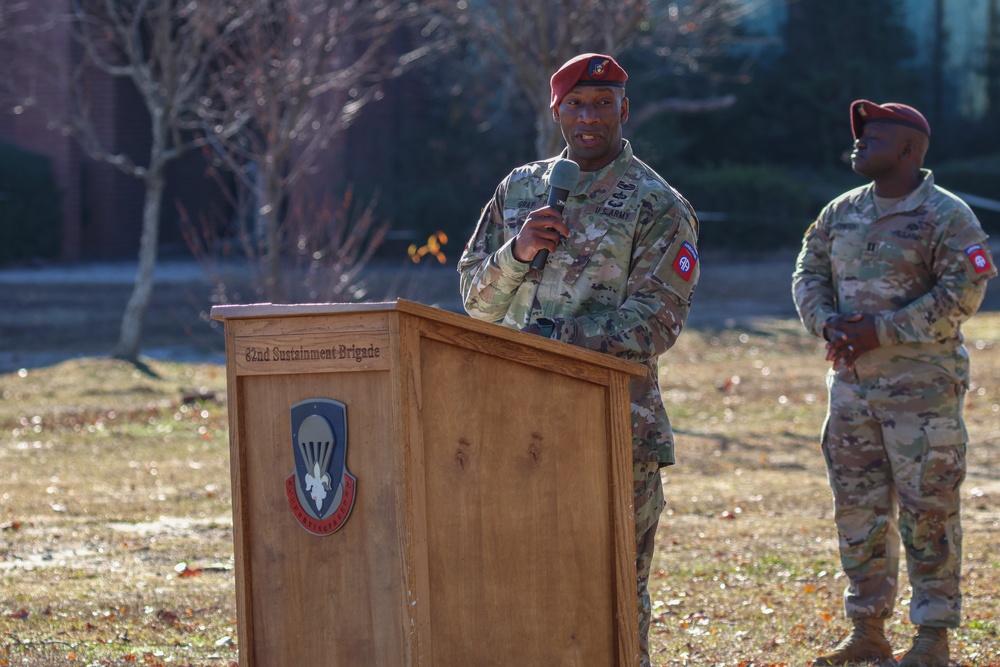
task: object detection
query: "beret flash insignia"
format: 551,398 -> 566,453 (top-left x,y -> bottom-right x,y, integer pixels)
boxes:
589,58 -> 610,79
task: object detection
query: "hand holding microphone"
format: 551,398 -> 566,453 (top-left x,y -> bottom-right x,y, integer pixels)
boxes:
516,158 -> 579,270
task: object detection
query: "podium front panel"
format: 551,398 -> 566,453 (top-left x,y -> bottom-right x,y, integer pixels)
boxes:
237,370 -> 407,666
417,336 -> 617,665
214,302 -> 640,667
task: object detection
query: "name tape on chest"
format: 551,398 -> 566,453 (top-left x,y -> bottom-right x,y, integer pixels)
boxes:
966,244 -> 993,274
672,240 -> 698,281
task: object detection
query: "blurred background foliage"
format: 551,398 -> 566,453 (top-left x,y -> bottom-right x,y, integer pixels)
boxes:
365,0 -> 1000,254
4,0 -> 1000,263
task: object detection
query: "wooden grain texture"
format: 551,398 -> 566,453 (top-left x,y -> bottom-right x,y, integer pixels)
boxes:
225,329 -> 255,664
390,314 -> 430,664
609,375 -> 642,666
416,317 -> 615,388
418,334 -> 617,665
212,300 -> 646,379
215,302 -> 641,666
239,371 -> 406,666
228,314 -> 391,376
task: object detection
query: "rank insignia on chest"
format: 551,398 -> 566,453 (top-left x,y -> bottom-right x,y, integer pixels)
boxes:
672,240 -> 698,281
966,244 -> 993,274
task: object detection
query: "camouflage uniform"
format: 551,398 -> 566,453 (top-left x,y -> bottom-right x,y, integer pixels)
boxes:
792,170 -> 996,628
459,140 -> 699,664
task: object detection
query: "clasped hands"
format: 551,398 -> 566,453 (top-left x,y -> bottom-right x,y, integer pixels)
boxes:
822,312 -> 880,371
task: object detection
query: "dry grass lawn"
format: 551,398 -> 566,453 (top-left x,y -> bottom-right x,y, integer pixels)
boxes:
2,311 -> 998,666
651,314 -> 1000,666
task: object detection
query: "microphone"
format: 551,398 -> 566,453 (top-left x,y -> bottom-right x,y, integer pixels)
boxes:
530,158 -> 580,270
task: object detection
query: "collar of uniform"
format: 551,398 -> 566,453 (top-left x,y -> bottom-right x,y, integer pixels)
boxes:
859,168 -> 936,216
546,140 -> 633,204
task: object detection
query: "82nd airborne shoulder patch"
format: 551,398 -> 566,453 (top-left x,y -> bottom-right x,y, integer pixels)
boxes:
672,240 -> 698,281
966,244 -> 993,274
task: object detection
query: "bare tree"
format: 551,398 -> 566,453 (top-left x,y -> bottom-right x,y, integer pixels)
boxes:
180,171 -> 389,309
200,0 -> 451,302
2,0 -> 245,362
440,0 -> 749,158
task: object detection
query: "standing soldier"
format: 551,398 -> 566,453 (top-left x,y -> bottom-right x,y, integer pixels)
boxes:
458,53 -> 700,667
793,100 -> 996,667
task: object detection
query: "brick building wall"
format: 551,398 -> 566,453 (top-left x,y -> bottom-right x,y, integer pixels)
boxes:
1,4 -> 430,265
1,4 -> 224,262
0,3 -> 86,261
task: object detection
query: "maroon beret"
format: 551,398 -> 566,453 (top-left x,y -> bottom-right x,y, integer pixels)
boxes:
851,99 -> 930,139
550,53 -> 628,109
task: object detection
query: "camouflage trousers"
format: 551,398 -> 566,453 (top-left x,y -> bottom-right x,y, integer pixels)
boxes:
635,461 -> 665,667
822,370 -> 966,628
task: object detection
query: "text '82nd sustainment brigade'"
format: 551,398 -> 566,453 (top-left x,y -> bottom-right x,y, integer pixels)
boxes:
286,399 -> 356,536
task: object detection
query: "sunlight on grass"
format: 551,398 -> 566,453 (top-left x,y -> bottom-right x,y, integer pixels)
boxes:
651,313 -> 1000,665
2,315 -> 999,665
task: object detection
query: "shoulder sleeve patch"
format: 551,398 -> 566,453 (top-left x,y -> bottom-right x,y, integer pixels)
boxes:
966,243 -> 994,275
672,240 -> 698,281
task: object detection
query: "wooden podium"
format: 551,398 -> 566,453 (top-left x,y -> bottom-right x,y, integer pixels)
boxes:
211,299 -> 645,666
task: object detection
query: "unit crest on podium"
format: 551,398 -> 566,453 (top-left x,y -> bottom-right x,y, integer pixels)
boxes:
286,399 -> 356,535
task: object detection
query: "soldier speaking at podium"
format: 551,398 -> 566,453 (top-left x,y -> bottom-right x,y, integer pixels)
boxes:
458,52 -> 701,666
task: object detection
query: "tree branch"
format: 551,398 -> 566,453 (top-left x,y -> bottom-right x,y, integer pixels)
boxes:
628,94 -> 736,128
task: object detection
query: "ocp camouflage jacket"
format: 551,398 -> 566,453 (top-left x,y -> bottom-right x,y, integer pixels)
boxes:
792,169 -> 997,384
458,141 -> 700,464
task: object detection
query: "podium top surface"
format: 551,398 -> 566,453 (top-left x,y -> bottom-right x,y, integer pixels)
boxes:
210,299 -> 646,378
211,300 -> 415,320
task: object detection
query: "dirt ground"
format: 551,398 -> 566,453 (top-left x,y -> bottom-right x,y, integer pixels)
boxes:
1,247 -> 999,373
3,249 -> 999,665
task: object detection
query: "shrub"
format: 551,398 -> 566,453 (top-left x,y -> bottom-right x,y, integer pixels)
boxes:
0,140 -> 62,265
669,163 -> 821,253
